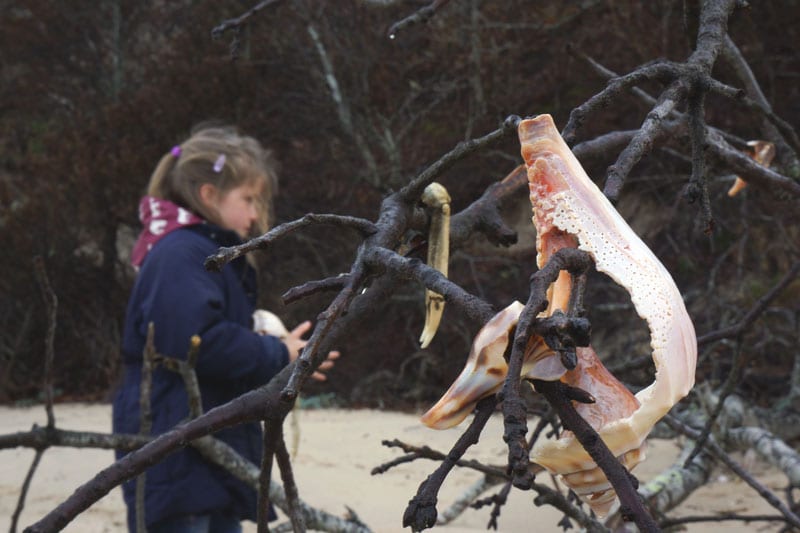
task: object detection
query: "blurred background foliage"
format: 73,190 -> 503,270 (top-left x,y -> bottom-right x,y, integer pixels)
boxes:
1,0 -> 798,408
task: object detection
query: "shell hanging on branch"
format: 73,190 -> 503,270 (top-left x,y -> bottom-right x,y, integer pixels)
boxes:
421,114 -> 697,516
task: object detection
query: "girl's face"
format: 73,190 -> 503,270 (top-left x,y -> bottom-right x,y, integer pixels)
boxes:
207,181 -> 262,239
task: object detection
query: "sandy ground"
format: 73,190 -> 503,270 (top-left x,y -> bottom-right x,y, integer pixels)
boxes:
0,403 -> 790,532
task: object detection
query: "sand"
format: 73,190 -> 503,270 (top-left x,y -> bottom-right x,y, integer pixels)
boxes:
0,403 -> 789,532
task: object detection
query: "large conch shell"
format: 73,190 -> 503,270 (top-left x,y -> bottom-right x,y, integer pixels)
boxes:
420,114 -> 697,516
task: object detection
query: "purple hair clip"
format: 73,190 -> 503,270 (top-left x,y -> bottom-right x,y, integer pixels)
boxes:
213,154 -> 226,173
170,145 -> 182,158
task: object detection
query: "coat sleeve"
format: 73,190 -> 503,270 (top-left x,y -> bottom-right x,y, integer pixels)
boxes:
134,234 -> 289,386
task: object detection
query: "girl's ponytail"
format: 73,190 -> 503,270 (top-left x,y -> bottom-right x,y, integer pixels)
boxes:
147,150 -> 180,198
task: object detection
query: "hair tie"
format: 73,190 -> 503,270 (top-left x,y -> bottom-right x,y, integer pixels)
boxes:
213,154 -> 226,173
170,145 -> 182,158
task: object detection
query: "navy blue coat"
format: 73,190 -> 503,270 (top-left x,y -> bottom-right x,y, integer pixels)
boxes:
112,224 -> 289,530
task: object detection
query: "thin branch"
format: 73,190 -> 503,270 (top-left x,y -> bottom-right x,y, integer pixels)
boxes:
387,0 -> 452,39
211,0 -> 287,39
534,380 -> 659,532
401,397 -> 497,531
364,247 -> 494,326
530,482 -> 610,533
721,35 -> 800,167
568,47 -> 747,149
14,258 -> 59,533
503,248 -> 593,488
472,481 -> 513,530
664,415 -> 800,529
259,422 -> 278,533
659,514 -> 790,529
684,82 -> 714,233
683,341 -> 743,466
698,261 -> 800,345
282,274 -> 350,305
376,439 -> 508,479
562,62 -> 681,145
399,115 -> 521,203
275,431 -> 305,533
32,257 -> 56,429
564,0 -> 738,202
435,476 -> 501,526
135,323 -> 156,533
603,81 -> 685,202
205,214 -> 377,272
724,426 -> 800,488
449,165 -> 524,250
306,23 -> 380,183
10,450 -> 45,533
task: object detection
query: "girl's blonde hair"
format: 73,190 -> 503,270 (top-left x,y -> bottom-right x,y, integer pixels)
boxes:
148,124 -> 278,234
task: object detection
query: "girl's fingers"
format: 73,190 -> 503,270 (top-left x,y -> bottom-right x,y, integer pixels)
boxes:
290,320 -> 312,338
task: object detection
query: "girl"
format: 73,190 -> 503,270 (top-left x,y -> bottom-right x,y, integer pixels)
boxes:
113,125 -> 334,532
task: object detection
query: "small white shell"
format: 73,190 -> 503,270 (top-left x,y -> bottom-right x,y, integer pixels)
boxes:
252,309 -> 289,339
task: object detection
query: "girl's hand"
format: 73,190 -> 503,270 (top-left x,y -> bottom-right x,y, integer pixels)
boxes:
284,321 -> 341,381
284,321 -> 311,362
312,350 -> 340,382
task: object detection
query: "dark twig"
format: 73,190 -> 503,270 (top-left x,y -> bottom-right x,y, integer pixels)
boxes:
205,214 -> 377,272
472,481 -> 512,530
571,130 -> 638,161
721,35 -> 800,166
564,0 -> 738,202
135,323 -> 156,533
569,47 -> 747,149
282,274 -> 350,305
275,430 -> 305,533
281,262 -> 367,402
364,247 -> 494,327
706,135 -> 800,198
259,421 -> 279,533
10,449 -> 45,533
563,62 -> 681,145
531,482 -> 610,533
2,422 -> 369,532
684,81 -> 714,233
534,380 -> 659,532
211,0 -> 287,40
698,261 -> 800,345
664,415 -> 800,529
370,452 -> 419,476
10,255 -> 58,533
683,341 -> 743,466
387,0 -> 452,39
705,76 -> 800,157
376,439 -> 508,479
401,397 -> 497,531
32,257 -> 56,429
449,165 -> 524,250
14,258 -> 59,533
603,81 -> 685,202
400,115 -> 521,203
659,513 -> 790,529
155,337 -> 204,419
503,248 -> 593,489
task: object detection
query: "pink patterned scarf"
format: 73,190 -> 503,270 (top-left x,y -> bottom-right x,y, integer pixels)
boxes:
130,196 -> 203,268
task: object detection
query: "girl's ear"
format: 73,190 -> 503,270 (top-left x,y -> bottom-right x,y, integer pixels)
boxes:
199,183 -> 219,210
